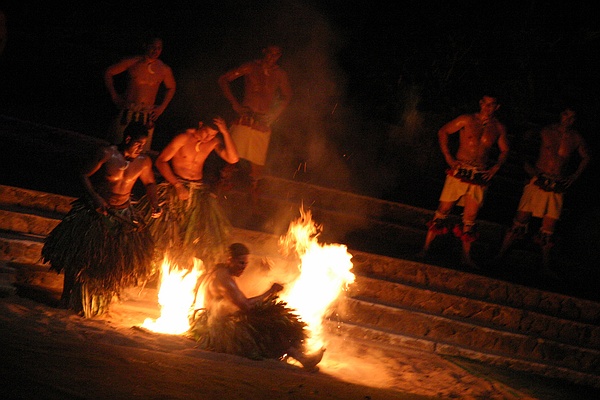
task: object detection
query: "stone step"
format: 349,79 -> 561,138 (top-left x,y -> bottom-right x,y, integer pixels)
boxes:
257,175 -> 505,242
351,252 -> 600,325
322,320 -> 600,389
332,297 -> 600,376
349,275 -> 600,350
3,183 -> 600,388
2,184 -> 598,324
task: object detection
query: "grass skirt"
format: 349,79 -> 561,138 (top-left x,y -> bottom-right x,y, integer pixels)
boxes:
139,182 -> 231,271
190,298 -> 307,360
41,199 -> 154,317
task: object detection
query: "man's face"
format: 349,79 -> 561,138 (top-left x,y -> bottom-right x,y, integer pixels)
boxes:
263,46 -> 282,67
125,138 -> 147,158
146,39 -> 163,60
479,96 -> 499,117
230,255 -> 249,277
196,126 -> 218,142
560,109 -> 576,127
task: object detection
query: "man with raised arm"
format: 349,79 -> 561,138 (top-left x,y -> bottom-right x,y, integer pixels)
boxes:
140,116 -> 239,271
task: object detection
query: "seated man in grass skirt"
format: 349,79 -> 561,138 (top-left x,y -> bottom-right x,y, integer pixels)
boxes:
139,116 -> 239,272
190,243 -> 325,369
41,122 -> 162,318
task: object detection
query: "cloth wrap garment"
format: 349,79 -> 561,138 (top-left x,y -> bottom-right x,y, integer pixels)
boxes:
41,198 -> 154,318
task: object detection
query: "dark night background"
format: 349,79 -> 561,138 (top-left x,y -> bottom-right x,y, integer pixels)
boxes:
1,1 -> 599,269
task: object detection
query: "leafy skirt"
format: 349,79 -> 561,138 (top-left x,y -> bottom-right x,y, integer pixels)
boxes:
41,199 -> 154,317
139,181 -> 231,271
190,298 -> 307,360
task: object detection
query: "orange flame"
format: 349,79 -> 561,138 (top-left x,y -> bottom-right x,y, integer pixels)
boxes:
141,257 -> 204,334
142,207 -> 354,350
278,207 -> 355,351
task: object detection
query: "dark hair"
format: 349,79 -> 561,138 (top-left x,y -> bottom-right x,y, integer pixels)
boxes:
229,243 -> 250,258
119,122 -> 149,148
200,115 -> 220,131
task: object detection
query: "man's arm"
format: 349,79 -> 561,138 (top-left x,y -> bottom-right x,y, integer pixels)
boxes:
151,65 -> 177,121
566,134 -> 591,186
438,115 -> 466,168
155,134 -> 189,200
138,157 -> 161,216
218,63 -> 252,115
80,147 -> 111,214
220,272 -> 282,311
213,117 -> 239,164
104,57 -> 138,107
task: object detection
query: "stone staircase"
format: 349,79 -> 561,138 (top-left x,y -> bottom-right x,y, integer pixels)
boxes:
1,182 -> 599,389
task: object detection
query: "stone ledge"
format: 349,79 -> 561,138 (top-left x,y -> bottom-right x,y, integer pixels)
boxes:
335,297 -> 600,375
351,275 -> 600,349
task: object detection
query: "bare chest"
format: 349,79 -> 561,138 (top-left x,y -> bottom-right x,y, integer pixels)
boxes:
129,62 -> 164,86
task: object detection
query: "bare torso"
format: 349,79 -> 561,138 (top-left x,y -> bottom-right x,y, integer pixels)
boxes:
94,147 -> 151,206
536,124 -> 583,177
241,61 -> 286,113
455,114 -> 505,167
204,267 -> 243,318
169,130 -> 219,181
125,57 -> 170,107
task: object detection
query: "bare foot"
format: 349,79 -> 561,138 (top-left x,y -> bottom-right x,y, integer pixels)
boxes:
292,347 -> 325,370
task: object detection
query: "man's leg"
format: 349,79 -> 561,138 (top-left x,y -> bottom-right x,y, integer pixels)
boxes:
457,196 -> 480,268
498,211 -> 531,259
422,202 -> 453,254
535,216 -> 558,276
249,162 -> 264,213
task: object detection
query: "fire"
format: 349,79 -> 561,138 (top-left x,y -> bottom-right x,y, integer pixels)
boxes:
278,207 -> 355,352
141,257 -> 204,334
142,207 -> 354,351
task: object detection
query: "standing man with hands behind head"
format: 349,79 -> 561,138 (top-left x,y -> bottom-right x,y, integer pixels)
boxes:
139,116 -> 239,272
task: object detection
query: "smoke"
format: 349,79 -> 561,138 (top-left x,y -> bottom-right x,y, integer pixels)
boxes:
165,1 -> 357,191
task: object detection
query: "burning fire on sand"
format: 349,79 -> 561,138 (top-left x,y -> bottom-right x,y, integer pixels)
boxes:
142,207 -> 355,353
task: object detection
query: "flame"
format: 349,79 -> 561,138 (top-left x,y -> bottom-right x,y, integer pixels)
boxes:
142,257 -> 204,334
141,207 -> 354,350
278,207 -> 355,352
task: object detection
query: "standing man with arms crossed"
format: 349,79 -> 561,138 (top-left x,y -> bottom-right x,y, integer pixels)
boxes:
104,36 -> 176,152
218,45 -> 292,203
497,108 -> 590,275
422,95 -> 510,269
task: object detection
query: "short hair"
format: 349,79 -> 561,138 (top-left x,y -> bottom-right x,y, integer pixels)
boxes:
199,115 -> 220,131
123,121 -> 149,142
229,243 -> 250,258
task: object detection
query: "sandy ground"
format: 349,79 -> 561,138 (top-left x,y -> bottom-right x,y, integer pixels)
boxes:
2,278 -> 598,400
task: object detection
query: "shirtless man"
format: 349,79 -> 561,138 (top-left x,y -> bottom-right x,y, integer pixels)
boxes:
498,108 -> 590,273
104,37 -> 176,151
422,95 -> 510,268
193,243 -> 324,369
42,123 -> 161,317
142,117 -> 239,270
218,45 -> 292,196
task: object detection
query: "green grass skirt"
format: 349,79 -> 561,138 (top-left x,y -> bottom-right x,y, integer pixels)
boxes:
41,199 -> 154,317
190,298 -> 308,361
138,182 -> 231,271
